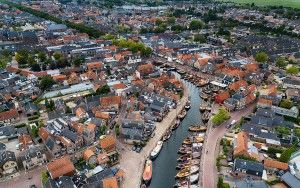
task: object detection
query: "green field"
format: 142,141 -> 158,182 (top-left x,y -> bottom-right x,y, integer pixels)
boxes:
219,0 -> 300,9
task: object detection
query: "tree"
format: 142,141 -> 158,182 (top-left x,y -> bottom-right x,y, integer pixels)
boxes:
167,17 -> 176,24
40,170 -> 49,184
279,146 -> 297,162
96,84 -> 110,95
99,125 -> 107,135
53,52 -> 62,61
141,47 -> 152,57
73,57 -> 85,67
115,124 -> 120,136
31,63 -> 41,72
38,51 -> 47,62
280,99 -> 293,109
189,20 -> 203,30
194,34 -> 206,43
286,66 -> 299,75
40,76 -> 55,91
276,56 -> 287,68
212,107 -> 230,125
255,52 -> 268,63
15,49 -> 29,65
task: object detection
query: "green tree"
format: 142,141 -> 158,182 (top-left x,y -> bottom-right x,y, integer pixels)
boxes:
276,56 -> 287,68
38,51 -> 47,62
280,99 -> 293,109
40,76 -> 55,91
53,52 -> 62,61
73,57 -> 85,67
189,20 -> 204,30
96,84 -> 110,95
115,124 -> 120,136
212,107 -> 230,125
15,49 -> 29,65
99,125 -> 107,135
40,170 -> 49,184
255,52 -> 268,63
279,146 -> 297,162
167,17 -> 176,24
194,34 -> 206,43
286,66 -> 299,75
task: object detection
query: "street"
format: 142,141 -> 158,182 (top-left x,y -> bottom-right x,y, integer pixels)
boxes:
200,103 -> 255,188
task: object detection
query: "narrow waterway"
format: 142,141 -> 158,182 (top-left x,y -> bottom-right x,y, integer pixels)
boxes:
149,79 -> 202,188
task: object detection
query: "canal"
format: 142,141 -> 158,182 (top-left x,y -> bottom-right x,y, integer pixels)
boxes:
149,79 -> 202,188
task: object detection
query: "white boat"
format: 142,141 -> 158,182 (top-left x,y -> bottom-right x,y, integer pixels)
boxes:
190,185 -> 200,188
150,141 -> 163,159
189,173 -> 199,184
190,166 -> 199,174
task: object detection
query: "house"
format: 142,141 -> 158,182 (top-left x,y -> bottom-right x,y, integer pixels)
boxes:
20,146 -> 47,170
83,148 -> 97,165
263,159 -> 288,172
121,120 -> 145,142
281,172 -> 300,188
233,131 -> 259,160
137,63 -> 154,77
18,134 -> 34,151
76,107 -> 88,119
233,177 -> 268,188
97,152 -> 110,167
100,96 -> 122,110
99,135 -> 118,165
233,159 -> 264,178
271,106 -> 299,118
257,98 -> 272,109
87,61 -> 103,72
286,88 -> 300,102
283,78 -> 300,89
38,127 -> 63,158
47,155 -> 75,179
0,108 -> 19,125
215,91 -> 230,104
0,150 -> 18,177
103,176 -> 118,188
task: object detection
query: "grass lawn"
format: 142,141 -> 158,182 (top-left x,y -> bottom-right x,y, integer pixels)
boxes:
219,0 -> 300,9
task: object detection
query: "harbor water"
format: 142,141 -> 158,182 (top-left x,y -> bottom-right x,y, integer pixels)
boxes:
149,79 -> 202,188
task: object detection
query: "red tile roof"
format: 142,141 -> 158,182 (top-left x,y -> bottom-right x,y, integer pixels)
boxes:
0,109 -> 19,121
47,156 -> 75,179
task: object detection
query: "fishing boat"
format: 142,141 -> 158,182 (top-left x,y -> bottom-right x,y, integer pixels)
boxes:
141,184 -> 147,188
203,86 -> 212,94
162,130 -> 172,141
142,159 -> 152,184
150,141 -> 163,160
177,155 -> 191,162
174,180 -> 188,188
198,79 -> 209,87
201,111 -> 210,123
178,110 -> 187,119
190,185 -> 200,188
185,100 -> 191,110
194,136 -> 204,143
182,138 -> 192,145
200,92 -> 208,100
199,103 -> 207,112
175,169 -> 190,179
189,125 -> 207,132
189,174 -> 199,184
176,163 -> 190,170
178,147 -> 192,155
205,105 -> 212,112
190,166 -> 199,174
212,85 -> 219,93
171,120 -> 181,131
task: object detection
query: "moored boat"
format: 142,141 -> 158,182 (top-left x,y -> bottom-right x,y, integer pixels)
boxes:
182,138 -> 192,145
189,173 -> 199,184
142,159 -> 152,184
188,125 -> 207,132
162,130 -> 172,141
200,92 -> 208,100
175,169 -> 190,179
178,110 -> 187,119
150,141 -> 163,159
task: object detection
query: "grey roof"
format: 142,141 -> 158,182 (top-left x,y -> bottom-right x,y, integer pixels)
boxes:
283,78 -> 300,86
86,168 -> 114,184
0,126 -> 17,137
234,159 -> 264,177
234,177 -> 268,188
44,178 -> 59,188
61,129 -> 78,143
0,150 -> 16,167
57,176 -> 76,188
45,137 -> 55,150
241,123 -> 280,141
281,172 -> 300,188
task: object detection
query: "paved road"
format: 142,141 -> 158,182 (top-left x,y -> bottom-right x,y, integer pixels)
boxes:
201,103 -> 255,188
0,166 -> 45,188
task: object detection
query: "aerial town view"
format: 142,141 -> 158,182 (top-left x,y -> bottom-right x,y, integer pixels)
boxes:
1,0 -> 300,188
